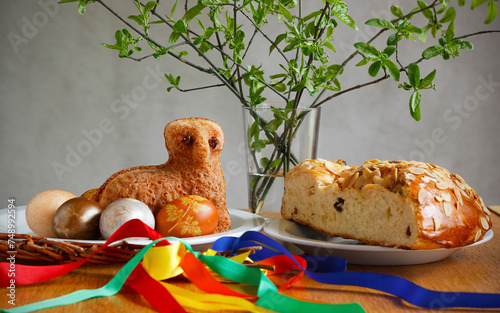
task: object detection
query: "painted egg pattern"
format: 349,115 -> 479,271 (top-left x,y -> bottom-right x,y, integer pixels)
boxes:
156,195 -> 218,238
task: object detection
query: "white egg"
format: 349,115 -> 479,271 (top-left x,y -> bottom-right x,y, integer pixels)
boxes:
99,198 -> 155,239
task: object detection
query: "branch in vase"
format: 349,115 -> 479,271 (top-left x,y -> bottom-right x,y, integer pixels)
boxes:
312,0 -> 441,108
96,0 -> 214,75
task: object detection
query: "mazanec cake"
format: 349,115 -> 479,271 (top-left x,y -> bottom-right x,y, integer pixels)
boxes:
281,159 -> 492,249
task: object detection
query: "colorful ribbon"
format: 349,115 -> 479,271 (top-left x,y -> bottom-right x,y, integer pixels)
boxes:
1,220 -> 499,313
211,231 -> 500,310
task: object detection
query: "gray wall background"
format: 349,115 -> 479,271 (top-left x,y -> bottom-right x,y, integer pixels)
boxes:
1,0 -> 499,212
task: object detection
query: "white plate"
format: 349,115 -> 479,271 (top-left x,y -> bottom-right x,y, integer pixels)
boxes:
0,206 -> 265,252
264,218 -> 494,266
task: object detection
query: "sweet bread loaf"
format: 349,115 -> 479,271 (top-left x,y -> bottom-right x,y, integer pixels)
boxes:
281,159 -> 492,249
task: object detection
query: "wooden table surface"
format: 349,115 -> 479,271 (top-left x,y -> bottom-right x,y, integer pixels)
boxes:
1,207 -> 499,313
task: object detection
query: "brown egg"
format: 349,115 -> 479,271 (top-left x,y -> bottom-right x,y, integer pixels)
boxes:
155,195 -> 218,238
25,190 -> 77,237
52,197 -> 104,240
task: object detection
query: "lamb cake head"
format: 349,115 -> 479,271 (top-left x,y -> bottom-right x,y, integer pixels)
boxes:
164,117 -> 224,164
94,117 -> 230,233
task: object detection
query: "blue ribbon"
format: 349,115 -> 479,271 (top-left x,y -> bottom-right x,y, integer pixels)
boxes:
212,231 -> 500,310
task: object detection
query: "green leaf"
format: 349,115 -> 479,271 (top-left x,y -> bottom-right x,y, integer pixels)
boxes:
270,33 -> 286,54
391,5 -> 404,18
420,69 -> 437,89
128,15 -> 145,27
485,0 -> 498,24
382,59 -> 400,81
417,0 -> 433,20
248,120 -> 260,141
422,45 -> 445,59
368,61 -> 381,77
404,25 -> 423,35
183,3 -> 206,23
365,18 -> 397,32
354,42 -> 380,59
172,20 -> 188,33
409,90 -> 422,121
259,157 -> 270,169
387,33 -> 399,46
450,39 -> 474,50
278,3 -> 293,22
355,58 -> 369,66
322,41 -> 336,52
408,63 -> 420,88
251,140 -> 267,152
272,82 -> 287,92
398,82 -> 413,91
60,0 -> 95,14
269,158 -> 282,169
439,7 -> 456,23
170,0 -> 178,18
337,13 -> 357,30
168,32 -> 180,46
382,45 -> 396,58
445,21 -> 455,42
471,0 -> 489,10
459,0 -> 466,6
418,25 -> 430,43
143,1 -> 158,14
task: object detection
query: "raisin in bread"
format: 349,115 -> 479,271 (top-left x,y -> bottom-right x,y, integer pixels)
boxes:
281,159 -> 492,249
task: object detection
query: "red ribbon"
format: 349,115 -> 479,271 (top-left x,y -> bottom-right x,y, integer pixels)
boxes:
0,219 -> 165,287
126,263 -> 187,313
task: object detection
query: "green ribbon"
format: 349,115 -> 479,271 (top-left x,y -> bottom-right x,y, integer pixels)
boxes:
199,254 -> 364,313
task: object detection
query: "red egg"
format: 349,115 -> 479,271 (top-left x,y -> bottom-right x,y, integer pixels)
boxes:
156,195 -> 218,238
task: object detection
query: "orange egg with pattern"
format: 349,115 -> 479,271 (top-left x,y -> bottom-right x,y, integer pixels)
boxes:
155,195 -> 218,238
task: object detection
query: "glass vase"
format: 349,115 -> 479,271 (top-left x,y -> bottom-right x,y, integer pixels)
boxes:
242,104 -> 321,214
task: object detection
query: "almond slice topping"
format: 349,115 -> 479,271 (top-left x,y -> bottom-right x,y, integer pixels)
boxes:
324,161 -> 337,174
443,202 -> 454,217
418,189 -> 429,205
453,186 -> 463,206
373,175 -> 387,187
474,230 -> 482,242
406,173 -> 416,181
480,217 -> 490,230
433,216 -> 442,231
436,181 -> 449,190
441,192 -> 452,202
410,167 -> 426,175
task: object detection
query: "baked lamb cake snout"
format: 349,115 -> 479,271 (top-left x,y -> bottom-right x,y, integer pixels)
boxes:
281,159 -> 492,249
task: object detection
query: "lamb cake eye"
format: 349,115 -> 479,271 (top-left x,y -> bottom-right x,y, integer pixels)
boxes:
182,135 -> 193,146
209,137 -> 219,148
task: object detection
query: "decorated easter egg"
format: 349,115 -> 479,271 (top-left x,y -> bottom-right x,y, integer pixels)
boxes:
155,195 -> 218,238
99,198 -> 155,239
52,197 -> 104,240
25,190 -> 77,237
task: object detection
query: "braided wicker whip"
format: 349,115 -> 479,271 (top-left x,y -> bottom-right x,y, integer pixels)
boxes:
0,233 -> 143,265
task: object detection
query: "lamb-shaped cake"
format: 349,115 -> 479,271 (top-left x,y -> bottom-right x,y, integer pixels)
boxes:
94,117 -> 230,233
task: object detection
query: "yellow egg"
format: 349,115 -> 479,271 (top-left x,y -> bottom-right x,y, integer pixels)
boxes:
81,188 -> 98,200
25,190 -> 76,237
